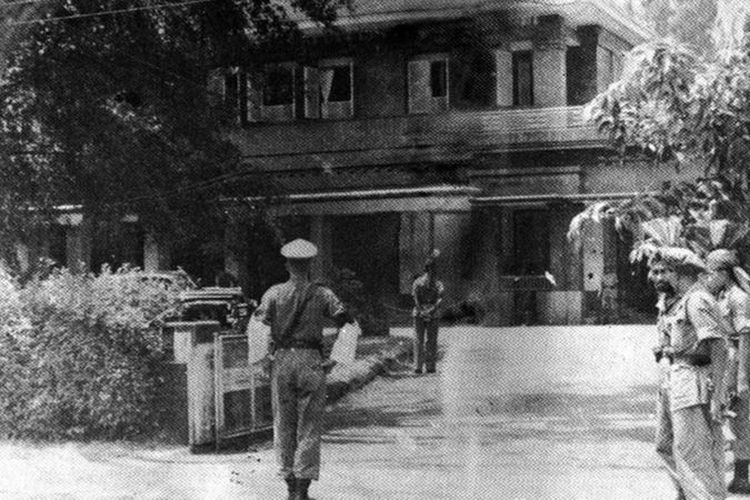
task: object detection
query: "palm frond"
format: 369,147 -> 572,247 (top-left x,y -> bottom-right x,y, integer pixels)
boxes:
640,216 -> 684,247
567,201 -> 618,249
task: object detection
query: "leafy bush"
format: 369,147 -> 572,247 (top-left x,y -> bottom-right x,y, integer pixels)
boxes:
0,266 -> 185,440
329,267 -> 389,336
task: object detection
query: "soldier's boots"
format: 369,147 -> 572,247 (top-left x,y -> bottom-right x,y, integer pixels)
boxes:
729,459 -> 750,494
295,478 -> 311,500
285,476 -> 296,500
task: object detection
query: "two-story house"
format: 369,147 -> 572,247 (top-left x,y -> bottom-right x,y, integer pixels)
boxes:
21,1 -> 699,325
213,0 -> 702,326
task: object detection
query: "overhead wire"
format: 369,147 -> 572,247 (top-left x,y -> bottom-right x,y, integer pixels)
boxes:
7,0 -> 218,25
1,0 -> 284,208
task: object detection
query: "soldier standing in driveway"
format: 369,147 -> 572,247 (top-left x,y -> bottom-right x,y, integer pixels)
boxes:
412,250 -> 444,375
649,254 -> 684,500
705,249 -> 750,494
649,247 -> 729,500
255,239 -> 351,500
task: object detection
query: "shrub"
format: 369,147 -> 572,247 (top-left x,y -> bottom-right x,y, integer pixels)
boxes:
328,267 -> 389,336
0,266 -> 185,440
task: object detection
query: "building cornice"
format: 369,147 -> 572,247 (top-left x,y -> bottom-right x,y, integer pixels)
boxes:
296,0 -> 653,45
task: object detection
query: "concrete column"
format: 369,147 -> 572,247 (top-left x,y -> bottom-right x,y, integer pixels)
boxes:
309,215 -> 331,282
222,221 -> 248,292
494,49 -> 513,107
493,207 -> 514,326
14,242 -> 30,274
581,218 -> 604,322
433,213 -> 470,306
596,45 -> 612,93
398,212 -> 432,294
533,47 -> 567,107
144,233 -> 172,272
66,220 -> 92,274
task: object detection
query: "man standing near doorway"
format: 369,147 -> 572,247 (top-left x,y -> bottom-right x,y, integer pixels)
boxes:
255,238 -> 351,500
649,247 -> 729,500
412,250 -> 444,375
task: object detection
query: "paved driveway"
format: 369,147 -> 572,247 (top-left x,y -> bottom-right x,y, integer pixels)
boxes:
1,325 -> 746,499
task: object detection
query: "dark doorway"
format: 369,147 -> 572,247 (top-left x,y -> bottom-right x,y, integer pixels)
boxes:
511,209 -> 550,275
616,229 -> 656,319
244,215 -> 310,302
91,222 -> 144,273
331,213 -> 400,300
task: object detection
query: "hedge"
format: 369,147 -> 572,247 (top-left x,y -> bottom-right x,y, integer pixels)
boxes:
0,266 -> 185,440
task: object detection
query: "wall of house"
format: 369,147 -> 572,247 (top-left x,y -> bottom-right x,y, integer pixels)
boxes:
355,50 -> 407,118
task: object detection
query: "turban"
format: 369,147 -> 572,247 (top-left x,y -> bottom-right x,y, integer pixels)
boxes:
649,246 -> 706,274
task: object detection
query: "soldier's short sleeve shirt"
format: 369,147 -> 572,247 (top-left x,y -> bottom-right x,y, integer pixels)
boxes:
666,285 -> 728,411
721,284 -> 750,336
412,275 -> 444,317
256,280 -> 345,343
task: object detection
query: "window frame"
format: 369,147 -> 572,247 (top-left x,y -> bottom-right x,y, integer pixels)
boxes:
318,57 -> 354,119
261,62 -> 296,122
407,53 -> 450,114
512,50 -> 534,107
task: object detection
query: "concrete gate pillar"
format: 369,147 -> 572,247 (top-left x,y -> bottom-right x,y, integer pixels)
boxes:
65,218 -> 92,274
144,233 -> 172,272
309,215 -> 331,282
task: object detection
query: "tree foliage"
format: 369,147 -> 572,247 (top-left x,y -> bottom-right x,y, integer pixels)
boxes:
588,40 -> 750,187
0,266 -> 189,440
571,8 -> 750,269
0,0 -> 345,273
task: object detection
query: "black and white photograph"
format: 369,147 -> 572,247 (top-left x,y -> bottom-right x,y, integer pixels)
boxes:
1,0 -> 750,498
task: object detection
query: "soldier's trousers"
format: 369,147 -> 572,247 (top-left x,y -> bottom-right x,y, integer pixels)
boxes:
414,316 -> 438,371
271,348 -> 326,480
672,404 -> 726,500
655,386 -> 683,495
730,392 -> 750,460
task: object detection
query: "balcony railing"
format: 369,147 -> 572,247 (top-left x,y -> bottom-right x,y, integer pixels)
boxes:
230,105 -> 601,170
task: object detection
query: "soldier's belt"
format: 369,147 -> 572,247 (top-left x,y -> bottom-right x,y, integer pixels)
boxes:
672,354 -> 711,367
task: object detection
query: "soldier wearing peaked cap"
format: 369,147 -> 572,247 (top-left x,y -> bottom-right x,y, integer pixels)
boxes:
255,238 -> 352,500
649,247 -> 730,500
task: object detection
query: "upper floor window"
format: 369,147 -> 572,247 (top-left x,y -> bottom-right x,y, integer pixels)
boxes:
263,64 -> 295,106
603,47 -> 624,88
512,51 -> 534,107
304,59 -> 354,119
430,59 -> 447,98
323,62 -> 352,103
260,63 -> 296,122
408,54 -> 449,114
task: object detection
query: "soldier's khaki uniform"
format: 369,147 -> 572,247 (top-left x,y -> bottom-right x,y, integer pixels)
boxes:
654,293 -> 683,495
720,285 -> 750,462
257,280 -> 346,481
661,284 -> 728,500
412,273 -> 444,373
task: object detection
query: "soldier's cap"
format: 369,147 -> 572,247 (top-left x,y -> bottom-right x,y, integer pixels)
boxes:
650,246 -> 706,274
424,249 -> 441,270
706,248 -> 740,271
280,238 -> 318,259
